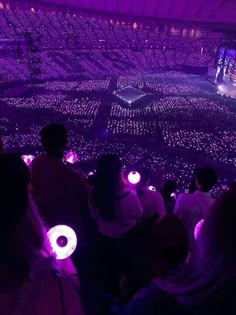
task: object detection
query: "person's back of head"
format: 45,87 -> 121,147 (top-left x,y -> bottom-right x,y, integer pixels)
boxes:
194,167 -> 218,192
162,180 -> 177,199
40,123 -> 68,159
92,154 -> 123,221
139,214 -> 188,278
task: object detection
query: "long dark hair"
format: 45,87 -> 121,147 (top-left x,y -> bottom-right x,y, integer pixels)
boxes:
157,189 -> 236,305
0,154 -> 53,276
92,154 -> 123,221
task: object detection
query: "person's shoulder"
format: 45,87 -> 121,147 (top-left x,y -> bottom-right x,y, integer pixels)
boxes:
121,285 -> 170,315
31,155 -> 45,165
176,193 -> 193,202
38,271 -> 84,314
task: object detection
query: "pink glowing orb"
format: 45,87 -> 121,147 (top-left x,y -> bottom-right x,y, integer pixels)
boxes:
148,186 -> 156,192
21,155 -> 35,166
128,171 -> 141,185
65,152 -> 78,164
171,192 -> 177,199
194,219 -> 205,240
47,225 -> 77,260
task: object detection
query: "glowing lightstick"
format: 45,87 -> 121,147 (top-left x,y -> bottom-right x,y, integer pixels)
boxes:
47,225 -> 77,260
21,155 -> 35,166
128,171 -> 141,184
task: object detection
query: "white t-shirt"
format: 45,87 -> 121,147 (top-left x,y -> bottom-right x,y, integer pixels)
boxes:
174,191 -> 215,244
138,188 -> 165,219
90,189 -> 143,239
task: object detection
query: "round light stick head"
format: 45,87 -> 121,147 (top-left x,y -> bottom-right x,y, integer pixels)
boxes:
47,225 -> 77,260
21,155 -> 35,166
128,171 -> 141,185
194,219 -> 205,240
148,186 -> 156,191
171,192 -> 177,199
65,152 -> 78,164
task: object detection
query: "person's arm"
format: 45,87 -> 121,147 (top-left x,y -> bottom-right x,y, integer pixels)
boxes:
174,195 -> 182,217
37,274 -> 84,315
154,192 -> 166,217
127,190 -> 144,221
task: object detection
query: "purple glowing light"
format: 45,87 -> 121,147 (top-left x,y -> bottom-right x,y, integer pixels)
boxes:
47,225 -> 77,260
171,192 -> 177,199
65,152 -> 78,164
21,155 -> 35,166
148,186 -> 156,191
128,171 -> 141,184
194,219 -> 205,240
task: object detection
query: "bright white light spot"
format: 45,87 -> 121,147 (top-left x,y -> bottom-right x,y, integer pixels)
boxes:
148,186 -> 156,191
21,155 -> 35,166
128,171 -> 141,185
47,225 -> 77,260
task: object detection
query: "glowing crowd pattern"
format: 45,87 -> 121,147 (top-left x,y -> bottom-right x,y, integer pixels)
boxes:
47,225 -> 77,260
128,171 -> 141,185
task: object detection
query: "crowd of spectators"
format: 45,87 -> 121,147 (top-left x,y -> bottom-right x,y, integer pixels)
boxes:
0,5 -> 223,82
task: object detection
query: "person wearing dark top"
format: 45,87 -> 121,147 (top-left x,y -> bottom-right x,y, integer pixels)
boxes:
0,135 -> 3,152
120,214 -> 188,303
31,124 -> 89,242
121,190 -> 236,315
161,180 -> 177,214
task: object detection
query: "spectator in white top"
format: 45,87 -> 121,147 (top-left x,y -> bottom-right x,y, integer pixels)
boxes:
136,168 -> 165,220
90,154 -> 143,239
174,167 -> 218,247
31,124 -> 89,243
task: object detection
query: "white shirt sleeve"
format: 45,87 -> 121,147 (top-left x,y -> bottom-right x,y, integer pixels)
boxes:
125,190 -> 144,221
174,193 -> 185,218
154,191 -> 166,216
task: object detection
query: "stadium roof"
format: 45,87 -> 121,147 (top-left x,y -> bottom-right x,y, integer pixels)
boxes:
42,0 -> 236,25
